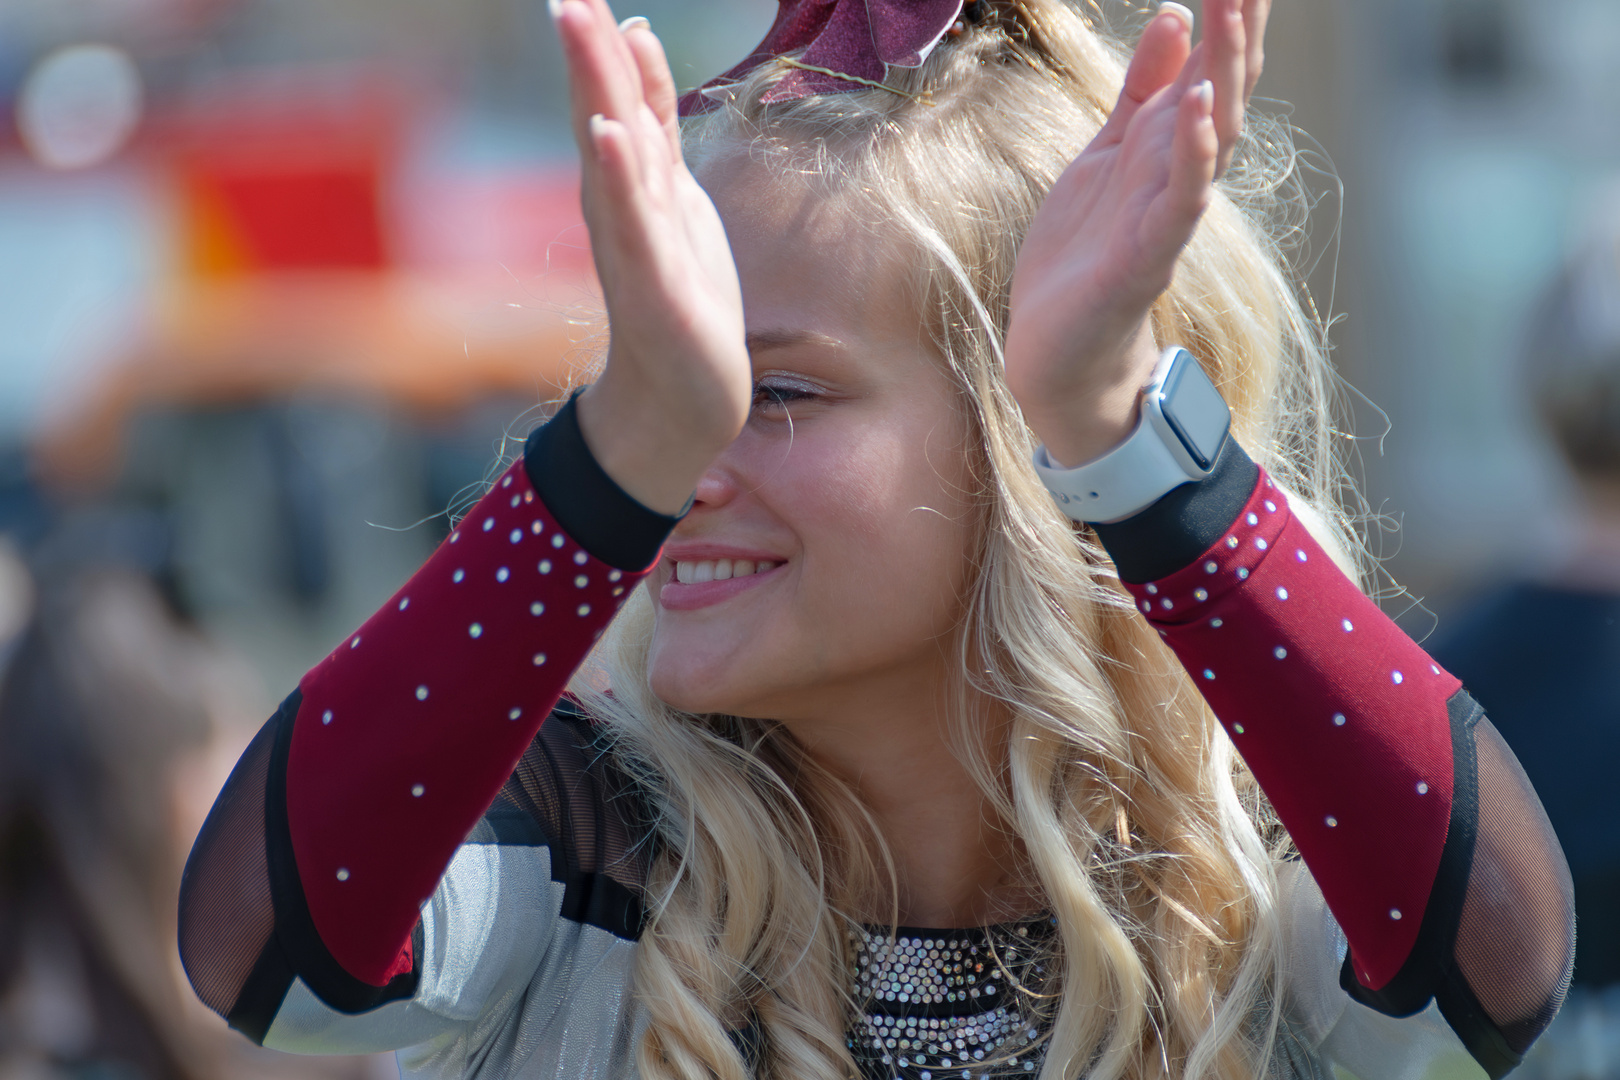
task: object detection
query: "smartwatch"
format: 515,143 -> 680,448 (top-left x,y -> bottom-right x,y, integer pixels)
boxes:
1033,346 -> 1231,524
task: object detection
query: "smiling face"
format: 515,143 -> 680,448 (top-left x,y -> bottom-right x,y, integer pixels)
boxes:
644,150 -> 982,727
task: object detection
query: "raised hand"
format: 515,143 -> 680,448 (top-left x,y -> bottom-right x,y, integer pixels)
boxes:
554,0 -> 753,515
1004,0 -> 1270,469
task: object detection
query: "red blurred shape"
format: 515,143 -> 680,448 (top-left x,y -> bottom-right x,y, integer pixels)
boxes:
187,162 -> 386,270
152,67 -> 405,276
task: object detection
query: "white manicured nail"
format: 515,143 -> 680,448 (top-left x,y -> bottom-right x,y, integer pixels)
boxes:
548,0 -> 564,18
589,113 -> 608,138
618,15 -> 650,32
1193,79 -> 1214,107
1159,2 -> 1195,30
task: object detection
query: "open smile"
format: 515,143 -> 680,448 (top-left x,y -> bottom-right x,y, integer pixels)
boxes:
659,555 -> 785,611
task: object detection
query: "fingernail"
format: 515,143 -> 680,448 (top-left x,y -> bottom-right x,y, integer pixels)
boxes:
1193,80 -> 1214,108
589,113 -> 608,138
1159,2 -> 1194,31
618,15 -> 650,32
547,0 -> 563,18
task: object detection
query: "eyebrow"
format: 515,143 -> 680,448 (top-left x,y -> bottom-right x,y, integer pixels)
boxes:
744,328 -> 845,354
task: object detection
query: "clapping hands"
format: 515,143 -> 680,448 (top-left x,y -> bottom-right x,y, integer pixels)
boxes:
554,0 -> 1272,499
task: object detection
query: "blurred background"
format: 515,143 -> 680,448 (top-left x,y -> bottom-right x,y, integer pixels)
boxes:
0,0 -> 1616,1077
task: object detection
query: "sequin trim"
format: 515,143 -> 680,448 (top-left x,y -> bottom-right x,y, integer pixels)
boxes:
846,921 -> 1053,1079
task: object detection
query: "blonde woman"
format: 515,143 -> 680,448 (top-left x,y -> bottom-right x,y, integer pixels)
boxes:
178,1 -> 1574,1078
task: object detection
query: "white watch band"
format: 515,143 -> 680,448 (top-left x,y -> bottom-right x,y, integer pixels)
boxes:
1032,346 -> 1227,524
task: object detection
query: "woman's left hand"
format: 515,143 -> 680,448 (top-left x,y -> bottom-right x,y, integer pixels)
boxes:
1004,0 -> 1269,468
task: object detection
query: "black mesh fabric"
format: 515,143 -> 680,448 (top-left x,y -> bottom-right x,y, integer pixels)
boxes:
178,699 -> 654,1038
1337,695 -> 1574,1079
176,711 -> 278,1021
1454,717 -> 1575,1055
498,702 -> 652,906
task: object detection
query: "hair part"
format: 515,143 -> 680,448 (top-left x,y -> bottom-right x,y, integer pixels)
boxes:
576,3 -> 1360,1078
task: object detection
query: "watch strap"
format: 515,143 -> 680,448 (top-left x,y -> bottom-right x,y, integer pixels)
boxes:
1032,346 -> 1229,525
1033,409 -> 1199,524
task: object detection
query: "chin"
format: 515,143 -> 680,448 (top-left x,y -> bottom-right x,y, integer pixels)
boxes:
646,642 -> 749,717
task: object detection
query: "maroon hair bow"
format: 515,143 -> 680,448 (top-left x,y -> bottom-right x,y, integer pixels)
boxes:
677,0 -> 966,116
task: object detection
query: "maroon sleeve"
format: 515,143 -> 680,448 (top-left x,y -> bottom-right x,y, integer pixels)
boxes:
287,459 -> 651,986
1117,469 -> 1456,991
179,395 -> 682,1038
1097,450 -> 1574,1079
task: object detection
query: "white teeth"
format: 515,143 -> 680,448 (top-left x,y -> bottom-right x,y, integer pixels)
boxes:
674,558 -> 777,583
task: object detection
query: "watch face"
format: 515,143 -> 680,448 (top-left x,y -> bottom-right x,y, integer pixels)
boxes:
1158,351 -> 1231,470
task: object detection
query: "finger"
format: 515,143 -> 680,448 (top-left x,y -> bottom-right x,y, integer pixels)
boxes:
1201,0 -> 1247,177
1142,80 -> 1217,264
1126,5 -> 1194,105
1241,0 -> 1271,101
1096,4 -> 1193,145
622,18 -> 683,164
554,0 -> 644,144
576,0 -> 647,101
585,114 -> 658,275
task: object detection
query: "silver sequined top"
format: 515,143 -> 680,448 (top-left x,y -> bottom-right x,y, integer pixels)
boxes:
255,829 -> 1486,1080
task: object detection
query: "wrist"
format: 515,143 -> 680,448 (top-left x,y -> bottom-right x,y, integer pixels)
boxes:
1023,384 -> 1143,470
1016,326 -> 1161,468
1032,346 -> 1232,525
575,378 -> 726,517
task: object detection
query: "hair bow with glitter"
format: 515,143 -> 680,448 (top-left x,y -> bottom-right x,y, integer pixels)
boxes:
677,0 -> 966,115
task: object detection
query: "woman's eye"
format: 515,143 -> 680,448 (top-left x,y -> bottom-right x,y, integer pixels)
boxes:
752,382 -> 817,411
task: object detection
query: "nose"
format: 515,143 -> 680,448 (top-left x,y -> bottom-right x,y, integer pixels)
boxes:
690,461 -> 739,510
688,434 -> 751,513
686,423 -> 781,513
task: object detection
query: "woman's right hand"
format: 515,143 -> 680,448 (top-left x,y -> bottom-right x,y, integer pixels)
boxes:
554,0 -> 752,515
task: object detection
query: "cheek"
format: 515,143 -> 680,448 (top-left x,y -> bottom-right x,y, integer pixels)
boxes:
787,428 -> 977,652
643,412 -> 979,715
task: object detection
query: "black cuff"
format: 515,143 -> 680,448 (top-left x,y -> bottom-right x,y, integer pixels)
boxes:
523,394 -> 684,572
1089,438 -> 1259,583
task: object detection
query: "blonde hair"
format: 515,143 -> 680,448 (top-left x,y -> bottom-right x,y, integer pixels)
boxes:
573,2 -> 1359,1077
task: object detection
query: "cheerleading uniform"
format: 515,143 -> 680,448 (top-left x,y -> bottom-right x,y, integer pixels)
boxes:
178,395 -> 1574,1079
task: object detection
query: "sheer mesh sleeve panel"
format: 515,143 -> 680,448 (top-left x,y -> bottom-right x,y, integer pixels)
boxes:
1447,716 -> 1574,1070
1335,697 -> 1575,1077
496,702 -> 651,937
177,708 -> 278,1022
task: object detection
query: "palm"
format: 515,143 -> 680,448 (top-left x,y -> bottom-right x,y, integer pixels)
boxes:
555,0 -> 753,514
1011,114 -> 1186,380
1005,0 -> 1269,468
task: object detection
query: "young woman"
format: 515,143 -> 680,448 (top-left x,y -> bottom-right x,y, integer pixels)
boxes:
178,1 -> 1575,1078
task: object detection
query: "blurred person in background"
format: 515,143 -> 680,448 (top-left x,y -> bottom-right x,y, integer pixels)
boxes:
0,522 -> 214,1080
0,497 -> 395,1080
1432,207 -> 1620,1079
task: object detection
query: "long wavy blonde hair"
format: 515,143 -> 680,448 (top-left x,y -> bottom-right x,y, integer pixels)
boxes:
572,2 -> 1358,1077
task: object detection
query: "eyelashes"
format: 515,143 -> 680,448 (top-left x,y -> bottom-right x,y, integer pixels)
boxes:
751,378 -> 820,412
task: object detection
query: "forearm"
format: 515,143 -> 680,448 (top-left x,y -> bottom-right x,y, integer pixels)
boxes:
181,395 -> 678,1019
1098,444 -> 1455,986
1091,443 -> 1573,1076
